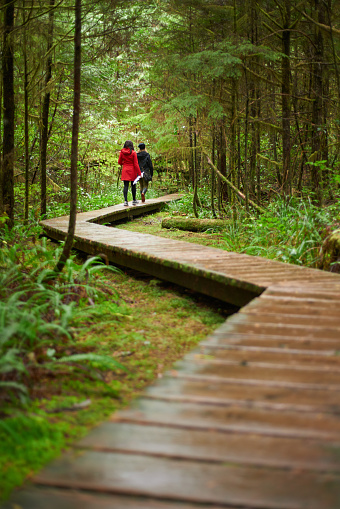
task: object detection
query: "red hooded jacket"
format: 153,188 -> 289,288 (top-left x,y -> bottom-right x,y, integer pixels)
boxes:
118,148 -> 141,181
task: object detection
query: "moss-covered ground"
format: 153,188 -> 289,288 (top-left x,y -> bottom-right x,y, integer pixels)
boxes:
1,252 -> 232,501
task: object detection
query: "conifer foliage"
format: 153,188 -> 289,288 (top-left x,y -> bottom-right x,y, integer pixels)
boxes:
148,0 -> 340,210
0,0 -> 340,220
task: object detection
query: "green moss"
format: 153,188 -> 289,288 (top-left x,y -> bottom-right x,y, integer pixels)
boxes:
0,415 -> 74,500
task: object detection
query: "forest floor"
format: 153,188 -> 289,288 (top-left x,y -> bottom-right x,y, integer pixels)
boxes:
114,211 -> 231,248
0,241 -> 232,501
2,188 -> 340,501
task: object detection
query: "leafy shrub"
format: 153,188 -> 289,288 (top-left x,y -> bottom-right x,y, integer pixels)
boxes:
167,191 -> 339,267
0,221 -> 126,405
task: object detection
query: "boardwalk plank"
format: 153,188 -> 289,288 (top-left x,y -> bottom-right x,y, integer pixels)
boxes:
235,311 -> 340,327
202,336 -> 340,352
114,398 -> 340,440
1,488 -> 224,509
76,422 -> 340,472
243,297 -> 340,317
143,375 -> 340,413
192,346 -> 340,366
32,450 -> 340,509
214,321 -> 340,339
170,358 -> 340,385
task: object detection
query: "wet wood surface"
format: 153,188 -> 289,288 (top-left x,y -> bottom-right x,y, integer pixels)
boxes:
4,196 -> 340,509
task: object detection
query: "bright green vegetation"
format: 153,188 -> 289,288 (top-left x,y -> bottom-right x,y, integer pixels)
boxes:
5,0 -> 340,229
118,192 -> 340,268
2,0 -> 340,498
0,219 -> 228,501
50,182 -> 160,218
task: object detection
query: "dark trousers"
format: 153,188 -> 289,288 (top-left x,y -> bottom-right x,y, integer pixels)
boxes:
123,181 -> 136,201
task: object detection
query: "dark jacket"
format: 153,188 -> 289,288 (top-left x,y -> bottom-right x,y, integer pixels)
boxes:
137,151 -> 153,177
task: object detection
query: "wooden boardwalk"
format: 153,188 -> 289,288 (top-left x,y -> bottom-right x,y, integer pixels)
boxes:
3,194 -> 340,509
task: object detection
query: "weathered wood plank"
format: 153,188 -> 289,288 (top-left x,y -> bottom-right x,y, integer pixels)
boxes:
231,311 -> 340,328
212,320 -> 340,340
32,450 -> 340,509
170,358 -> 340,385
143,375 -> 340,413
113,398 -> 340,440
243,296 -> 340,317
201,336 -> 340,352
76,422 -> 340,472
2,487 -> 217,509
192,348 -> 340,371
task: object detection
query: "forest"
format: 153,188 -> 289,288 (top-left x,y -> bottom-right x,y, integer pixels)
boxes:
1,0 -> 340,500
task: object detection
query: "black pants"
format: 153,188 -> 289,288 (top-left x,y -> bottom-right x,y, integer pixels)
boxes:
123,181 -> 136,201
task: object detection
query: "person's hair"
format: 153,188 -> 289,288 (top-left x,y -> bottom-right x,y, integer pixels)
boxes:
123,140 -> 134,153
138,143 -> 146,150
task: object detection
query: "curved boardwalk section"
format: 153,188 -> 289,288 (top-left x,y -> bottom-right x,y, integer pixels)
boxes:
3,195 -> 340,509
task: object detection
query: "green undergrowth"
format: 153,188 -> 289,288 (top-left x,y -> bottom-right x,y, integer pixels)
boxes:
15,174 -> 163,220
0,220 -> 228,501
3,188 -> 337,500
47,182 -> 157,218
117,193 -> 340,268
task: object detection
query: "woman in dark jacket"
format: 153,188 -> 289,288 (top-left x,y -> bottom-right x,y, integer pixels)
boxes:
118,140 -> 141,206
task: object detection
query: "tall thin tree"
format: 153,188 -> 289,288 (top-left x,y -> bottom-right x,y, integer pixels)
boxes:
53,0 -> 81,274
40,0 -> 55,218
1,0 -> 15,225
281,0 -> 292,195
23,0 -> 30,222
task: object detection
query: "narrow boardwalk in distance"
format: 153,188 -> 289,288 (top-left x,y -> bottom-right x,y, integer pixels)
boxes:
4,194 -> 340,509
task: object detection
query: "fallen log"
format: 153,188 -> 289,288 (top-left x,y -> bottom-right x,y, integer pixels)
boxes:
162,216 -> 229,232
319,229 -> 340,272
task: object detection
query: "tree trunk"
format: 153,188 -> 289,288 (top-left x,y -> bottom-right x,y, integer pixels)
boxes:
281,0 -> 291,195
230,78 -> 237,209
219,116 -> 227,203
244,70 -> 250,211
248,4 -> 259,199
188,115 -> 194,187
211,124 -> 216,218
40,0 -> 55,218
24,9 -> 29,222
1,0 -> 15,226
311,0 -> 325,204
53,0 -> 81,274
192,123 -> 200,217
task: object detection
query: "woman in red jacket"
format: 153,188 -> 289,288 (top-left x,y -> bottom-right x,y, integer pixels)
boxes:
118,140 -> 141,206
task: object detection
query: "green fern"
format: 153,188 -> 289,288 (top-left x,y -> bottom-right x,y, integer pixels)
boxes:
0,221 -> 126,403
